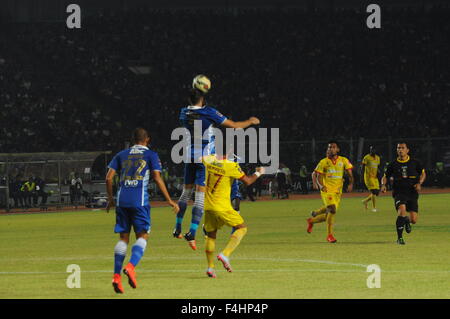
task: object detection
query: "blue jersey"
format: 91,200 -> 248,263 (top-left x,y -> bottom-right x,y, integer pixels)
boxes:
179,105 -> 227,160
108,145 -> 162,207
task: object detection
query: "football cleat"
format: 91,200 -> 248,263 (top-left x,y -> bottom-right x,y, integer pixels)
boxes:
112,274 -> 124,294
184,232 -> 197,250
173,228 -> 183,239
306,218 -> 314,234
327,234 -> 337,243
372,208 -> 377,213
123,263 -> 137,289
310,211 -> 317,217
217,253 -> 233,273
397,238 -> 406,245
206,268 -> 217,278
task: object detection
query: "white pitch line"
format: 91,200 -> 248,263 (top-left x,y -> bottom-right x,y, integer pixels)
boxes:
0,256 -> 448,275
0,256 -> 368,267
1,269 -> 450,275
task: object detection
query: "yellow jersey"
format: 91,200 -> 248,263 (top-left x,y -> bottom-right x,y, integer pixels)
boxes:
314,156 -> 353,194
362,154 -> 380,180
202,155 -> 245,212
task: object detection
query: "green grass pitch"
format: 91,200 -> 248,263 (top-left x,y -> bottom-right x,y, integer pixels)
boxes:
1,193 -> 449,299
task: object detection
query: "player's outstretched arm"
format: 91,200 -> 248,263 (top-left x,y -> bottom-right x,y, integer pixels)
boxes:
221,117 -> 260,129
240,167 -> 265,186
151,170 -> 180,214
105,168 -> 116,213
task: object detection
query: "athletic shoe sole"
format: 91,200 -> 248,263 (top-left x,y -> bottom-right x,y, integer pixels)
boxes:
217,255 -> 233,272
112,282 -> 124,294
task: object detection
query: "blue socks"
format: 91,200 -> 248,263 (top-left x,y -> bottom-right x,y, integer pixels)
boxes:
129,238 -> 147,267
189,191 -> 205,237
176,201 -> 187,232
175,188 -> 193,232
114,240 -> 127,275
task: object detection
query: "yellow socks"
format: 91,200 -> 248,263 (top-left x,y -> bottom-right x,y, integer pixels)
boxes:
205,236 -> 216,268
326,212 -> 336,235
222,227 -> 247,257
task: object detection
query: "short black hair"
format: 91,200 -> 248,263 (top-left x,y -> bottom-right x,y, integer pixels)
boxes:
132,127 -> 149,144
397,141 -> 409,148
188,88 -> 206,105
327,140 -> 340,149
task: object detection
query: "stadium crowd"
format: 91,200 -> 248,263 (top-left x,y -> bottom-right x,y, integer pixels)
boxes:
1,6 -> 449,168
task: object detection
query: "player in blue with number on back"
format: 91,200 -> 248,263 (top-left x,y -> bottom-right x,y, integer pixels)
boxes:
106,128 -> 179,294
174,74 -> 261,250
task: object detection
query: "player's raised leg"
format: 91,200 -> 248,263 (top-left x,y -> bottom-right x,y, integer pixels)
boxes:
218,223 -> 247,273
123,232 -> 148,289
123,205 -> 151,288
311,206 -> 327,218
307,207 -> 327,233
184,183 -> 206,250
362,193 -> 372,211
173,183 -> 194,238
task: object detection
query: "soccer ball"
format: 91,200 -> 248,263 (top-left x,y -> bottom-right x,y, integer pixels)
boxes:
192,74 -> 211,93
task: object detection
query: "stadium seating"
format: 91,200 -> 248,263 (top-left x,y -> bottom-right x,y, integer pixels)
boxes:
1,7 -> 449,165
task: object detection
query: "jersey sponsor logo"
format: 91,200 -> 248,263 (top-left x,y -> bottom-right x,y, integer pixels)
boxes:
130,148 -> 145,154
124,180 -> 139,187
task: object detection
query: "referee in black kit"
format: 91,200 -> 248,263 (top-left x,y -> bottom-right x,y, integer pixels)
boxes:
381,142 -> 426,245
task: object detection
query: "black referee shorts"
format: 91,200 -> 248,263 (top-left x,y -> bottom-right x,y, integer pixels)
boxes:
393,192 -> 419,213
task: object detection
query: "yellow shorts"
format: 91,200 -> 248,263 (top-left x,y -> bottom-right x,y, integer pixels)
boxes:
365,177 -> 380,190
321,192 -> 342,210
204,209 -> 244,232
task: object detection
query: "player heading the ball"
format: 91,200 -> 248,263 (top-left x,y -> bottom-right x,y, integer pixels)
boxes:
174,74 -> 260,251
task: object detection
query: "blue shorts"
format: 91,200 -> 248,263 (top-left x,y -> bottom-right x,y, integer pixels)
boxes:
184,162 -> 206,186
115,206 -> 151,234
231,180 -> 242,200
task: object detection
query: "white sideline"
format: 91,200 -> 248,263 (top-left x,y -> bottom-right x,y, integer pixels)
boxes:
0,255 -> 367,267
0,256 -> 449,275
0,269 -> 449,275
